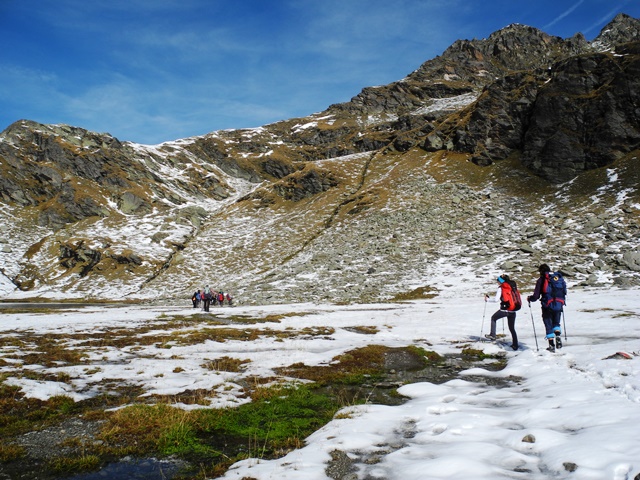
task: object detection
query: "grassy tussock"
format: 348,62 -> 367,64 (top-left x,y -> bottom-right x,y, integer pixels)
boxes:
91,383 -> 340,478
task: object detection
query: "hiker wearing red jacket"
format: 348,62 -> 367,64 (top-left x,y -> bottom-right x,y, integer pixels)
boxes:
485,275 -> 519,351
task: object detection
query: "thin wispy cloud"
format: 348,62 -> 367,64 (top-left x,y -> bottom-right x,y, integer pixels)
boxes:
543,0 -> 585,30
0,1 -> 637,144
583,4 -> 626,35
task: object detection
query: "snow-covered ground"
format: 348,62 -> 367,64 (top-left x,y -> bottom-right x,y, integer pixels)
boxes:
1,286 -> 639,479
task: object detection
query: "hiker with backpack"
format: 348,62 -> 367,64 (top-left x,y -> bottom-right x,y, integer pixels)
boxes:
484,274 -> 521,350
202,285 -> 212,312
527,264 -> 567,352
192,290 -> 200,308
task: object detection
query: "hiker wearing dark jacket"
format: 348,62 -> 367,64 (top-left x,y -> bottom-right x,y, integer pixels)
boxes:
192,290 -> 199,308
484,275 -> 518,350
202,285 -> 212,312
527,263 -> 563,352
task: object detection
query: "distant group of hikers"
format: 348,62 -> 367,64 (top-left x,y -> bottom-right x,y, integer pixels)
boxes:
484,263 -> 567,353
192,285 -> 233,311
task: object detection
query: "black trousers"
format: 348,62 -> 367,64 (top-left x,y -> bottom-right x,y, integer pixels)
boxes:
490,310 -> 517,347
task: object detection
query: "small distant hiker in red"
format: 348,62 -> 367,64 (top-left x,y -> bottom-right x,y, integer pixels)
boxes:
485,274 -> 521,351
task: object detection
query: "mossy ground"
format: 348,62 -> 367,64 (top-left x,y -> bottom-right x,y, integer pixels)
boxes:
0,307 -> 508,479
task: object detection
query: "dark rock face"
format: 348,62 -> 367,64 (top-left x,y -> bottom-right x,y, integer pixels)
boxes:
59,242 -> 102,277
522,44 -> 640,181
432,39 -> 640,182
261,158 -> 297,179
273,168 -> 339,201
448,71 -> 541,165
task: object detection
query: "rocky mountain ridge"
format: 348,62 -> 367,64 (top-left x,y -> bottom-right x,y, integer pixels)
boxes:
0,14 -> 639,304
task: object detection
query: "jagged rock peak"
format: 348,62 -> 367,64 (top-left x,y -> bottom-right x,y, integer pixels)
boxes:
5,119 -> 94,136
1,119 -> 122,150
444,21 -> 586,63
592,13 -> 640,51
487,22 -> 556,41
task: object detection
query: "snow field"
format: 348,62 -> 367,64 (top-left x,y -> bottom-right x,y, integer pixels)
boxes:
1,287 -> 639,479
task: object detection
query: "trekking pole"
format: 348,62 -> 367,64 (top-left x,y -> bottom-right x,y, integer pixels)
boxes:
481,297 -> 487,337
528,301 -> 539,352
562,310 -> 567,342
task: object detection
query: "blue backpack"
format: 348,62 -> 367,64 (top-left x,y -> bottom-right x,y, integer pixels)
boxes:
544,271 -> 567,312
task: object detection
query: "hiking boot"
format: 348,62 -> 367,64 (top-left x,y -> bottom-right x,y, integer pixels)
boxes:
555,335 -> 563,349
485,334 -> 496,341
547,340 -> 556,353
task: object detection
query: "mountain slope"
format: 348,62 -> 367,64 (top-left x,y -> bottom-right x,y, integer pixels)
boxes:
1,14 -> 639,303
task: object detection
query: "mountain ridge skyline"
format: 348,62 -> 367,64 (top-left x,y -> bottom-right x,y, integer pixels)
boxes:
2,2 -> 639,144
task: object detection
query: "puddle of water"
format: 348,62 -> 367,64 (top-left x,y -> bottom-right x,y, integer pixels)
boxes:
69,457 -> 185,480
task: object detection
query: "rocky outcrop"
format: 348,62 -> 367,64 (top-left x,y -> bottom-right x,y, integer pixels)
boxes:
331,22 -> 591,121
521,43 -> 640,181
273,168 -> 339,202
436,70 -> 541,164
426,40 -> 640,182
592,13 -> 640,51
59,241 -> 103,277
0,121 -> 243,228
332,16 -> 640,183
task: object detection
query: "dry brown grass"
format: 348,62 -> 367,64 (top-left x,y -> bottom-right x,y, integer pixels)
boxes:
203,356 -> 251,372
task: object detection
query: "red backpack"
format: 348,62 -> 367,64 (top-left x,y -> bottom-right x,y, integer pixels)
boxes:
500,280 -> 522,311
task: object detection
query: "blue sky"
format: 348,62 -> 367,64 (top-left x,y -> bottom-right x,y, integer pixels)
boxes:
1,0 -> 638,144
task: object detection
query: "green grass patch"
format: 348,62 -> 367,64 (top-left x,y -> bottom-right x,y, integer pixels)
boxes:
408,345 -> 444,363
93,383 -> 341,478
198,383 -> 338,457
